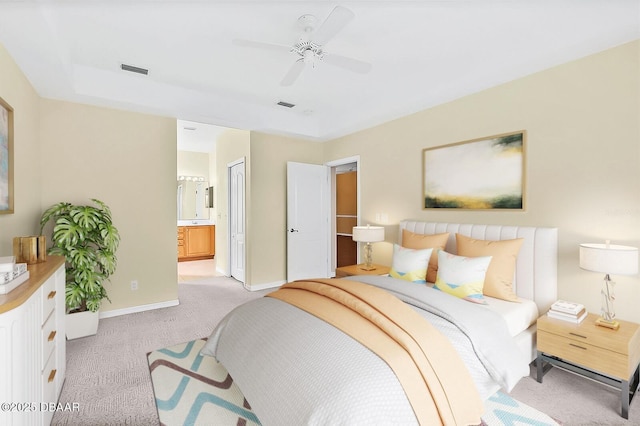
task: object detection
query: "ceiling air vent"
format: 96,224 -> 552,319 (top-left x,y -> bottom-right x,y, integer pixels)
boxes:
120,63 -> 149,75
277,101 -> 296,108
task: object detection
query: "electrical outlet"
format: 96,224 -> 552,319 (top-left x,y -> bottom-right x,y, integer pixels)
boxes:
131,280 -> 138,291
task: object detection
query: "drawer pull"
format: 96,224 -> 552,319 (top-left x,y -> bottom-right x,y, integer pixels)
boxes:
48,369 -> 57,383
48,291 -> 56,299
569,343 -> 587,350
569,332 -> 587,339
48,331 -> 57,342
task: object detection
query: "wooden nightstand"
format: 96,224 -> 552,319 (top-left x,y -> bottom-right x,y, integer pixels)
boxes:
335,264 -> 390,278
536,312 -> 640,419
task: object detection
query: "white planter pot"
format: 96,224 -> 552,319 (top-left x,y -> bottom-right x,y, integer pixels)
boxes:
66,310 -> 99,339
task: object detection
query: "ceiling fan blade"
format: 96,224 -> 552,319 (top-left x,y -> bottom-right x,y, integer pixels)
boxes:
311,6 -> 355,46
233,38 -> 291,54
280,60 -> 305,86
323,53 -> 372,74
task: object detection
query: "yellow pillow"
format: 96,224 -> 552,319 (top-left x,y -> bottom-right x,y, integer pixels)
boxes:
455,233 -> 524,302
402,230 -> 449,283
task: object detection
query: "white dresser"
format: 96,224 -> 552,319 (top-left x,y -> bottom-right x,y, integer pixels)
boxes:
0,256 -> 66,426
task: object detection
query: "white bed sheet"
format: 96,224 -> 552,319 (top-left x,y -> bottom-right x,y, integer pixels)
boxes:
482,296 -> 539,337
423,281 -> 540,362
423,281 -> 539,338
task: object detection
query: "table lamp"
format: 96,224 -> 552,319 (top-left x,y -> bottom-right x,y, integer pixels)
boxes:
579,241 -> 639,330
352,225 -> 385,271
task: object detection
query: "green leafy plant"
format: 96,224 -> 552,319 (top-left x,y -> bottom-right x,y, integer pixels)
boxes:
40,199 -> 120,313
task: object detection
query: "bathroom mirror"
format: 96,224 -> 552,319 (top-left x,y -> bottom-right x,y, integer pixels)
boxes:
177,178 -> 209,220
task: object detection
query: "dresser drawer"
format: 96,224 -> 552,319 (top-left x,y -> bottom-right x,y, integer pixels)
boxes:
538,330 -> 629,379
41,276 -> 57,321
42,351 -> 57,425
42,312 -> 57,370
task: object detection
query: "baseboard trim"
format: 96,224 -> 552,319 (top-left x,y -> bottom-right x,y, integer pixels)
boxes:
246,280 -> 285,292
99,299 -> 180,319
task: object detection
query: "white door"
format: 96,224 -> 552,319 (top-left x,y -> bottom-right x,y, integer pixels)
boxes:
229,160 -> 245,283
287,162 -> 330,282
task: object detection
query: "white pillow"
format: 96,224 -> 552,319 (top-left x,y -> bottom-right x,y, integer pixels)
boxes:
389,244 -> 433,283
434,251 -> 492,304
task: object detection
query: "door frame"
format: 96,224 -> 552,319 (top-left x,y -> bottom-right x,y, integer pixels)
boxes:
227,157 -> 246,286
326,155 -> 360,274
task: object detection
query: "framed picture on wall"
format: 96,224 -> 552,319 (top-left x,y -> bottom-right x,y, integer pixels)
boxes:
422,130 -> 526,210
0,97 -> 13,214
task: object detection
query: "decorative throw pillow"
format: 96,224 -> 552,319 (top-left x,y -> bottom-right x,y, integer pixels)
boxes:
456,234 -> 524,302
389,244 -> 433,283
401,230 -> 449,283
434,251 -> 492,304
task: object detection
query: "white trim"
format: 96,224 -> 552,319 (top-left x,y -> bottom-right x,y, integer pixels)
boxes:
246,280 -> 285,291
326,155 -> 360,168
99,299 -> 180,319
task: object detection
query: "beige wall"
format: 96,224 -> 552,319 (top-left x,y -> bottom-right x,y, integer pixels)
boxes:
38,99 -> 178,313
323,40 -> 640,322
0,44 -> 43,251
208,148 -> 217,222
177,151 -> 210,179
0,42 -> 178,315
248,132 -> 323,286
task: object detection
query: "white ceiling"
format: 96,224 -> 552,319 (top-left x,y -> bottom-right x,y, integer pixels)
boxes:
1,1 -> 638,148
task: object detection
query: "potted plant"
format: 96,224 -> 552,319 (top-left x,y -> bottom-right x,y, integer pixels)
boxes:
40,199 -> 120,339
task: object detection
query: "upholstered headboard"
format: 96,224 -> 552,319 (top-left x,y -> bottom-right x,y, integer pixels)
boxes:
399,220 -> 558,314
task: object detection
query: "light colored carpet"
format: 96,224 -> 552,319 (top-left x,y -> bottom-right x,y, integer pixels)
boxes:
52,276 -> 268,426
53,276 -> 640,425
511,364 -> 640,426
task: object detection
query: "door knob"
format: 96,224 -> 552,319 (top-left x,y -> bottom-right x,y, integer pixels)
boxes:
289,228 -> 299,233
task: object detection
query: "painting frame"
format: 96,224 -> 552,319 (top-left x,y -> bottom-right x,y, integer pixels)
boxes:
422,130 -> 526,210
0,96 -> 13,215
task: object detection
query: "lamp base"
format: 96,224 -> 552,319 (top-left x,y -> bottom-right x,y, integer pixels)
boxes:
357,264 -> 377,271
595,317 -> 620,330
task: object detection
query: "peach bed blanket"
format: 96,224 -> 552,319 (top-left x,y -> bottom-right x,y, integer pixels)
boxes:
267,278 -> 484,425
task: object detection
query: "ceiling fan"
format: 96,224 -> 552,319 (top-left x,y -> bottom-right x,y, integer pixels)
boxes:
233,5 -> 372,86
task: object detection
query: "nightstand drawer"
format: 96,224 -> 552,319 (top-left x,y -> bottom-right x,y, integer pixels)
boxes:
538,330 -> 629,379
537,313 -> 639,355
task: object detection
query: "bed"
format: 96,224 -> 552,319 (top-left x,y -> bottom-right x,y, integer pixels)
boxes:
399,220 -> 558,363
201,220 -> 558,425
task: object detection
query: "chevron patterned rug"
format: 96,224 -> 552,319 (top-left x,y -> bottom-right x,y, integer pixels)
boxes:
148,339 -> 560,426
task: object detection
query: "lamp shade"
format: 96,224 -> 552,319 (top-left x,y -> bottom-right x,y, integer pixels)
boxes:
579,243 -> 639,275
352,226 -> 385,243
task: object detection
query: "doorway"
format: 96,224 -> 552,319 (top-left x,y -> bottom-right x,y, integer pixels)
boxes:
328,156 -> 360,273
335,164 -> 358,267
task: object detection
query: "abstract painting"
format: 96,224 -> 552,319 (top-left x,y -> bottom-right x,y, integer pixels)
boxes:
423,131 -> 525,210
0,97 -> 13,214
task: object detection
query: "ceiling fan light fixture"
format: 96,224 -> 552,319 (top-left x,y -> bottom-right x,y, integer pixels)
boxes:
303,50 -> 315,65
